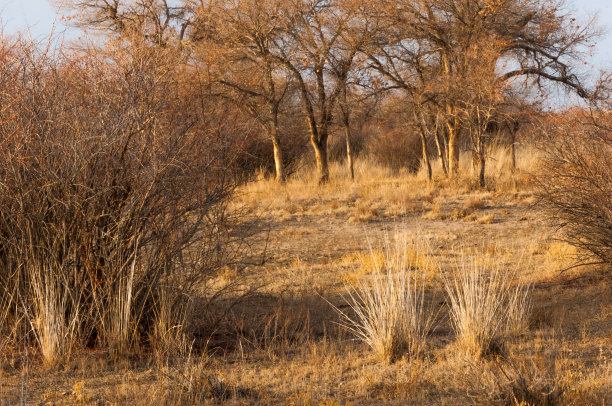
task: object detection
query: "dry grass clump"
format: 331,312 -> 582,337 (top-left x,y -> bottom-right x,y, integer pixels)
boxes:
352,202 -> 382,222
476,213 -> 496,224
464,197 -> 488,210
447,356 -> 567,406
449,208 -> 471,220
336,236 -> 439,362
422,197 -> 447,220
441,346 -> 612,406
443,249 -> 532,358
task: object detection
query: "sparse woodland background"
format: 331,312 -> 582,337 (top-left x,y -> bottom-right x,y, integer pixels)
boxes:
0,0 -> 610,404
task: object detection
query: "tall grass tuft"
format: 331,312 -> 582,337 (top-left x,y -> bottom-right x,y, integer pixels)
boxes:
29,265 -> 82,366
443,249 -> 532,358
337,236 -> 439,362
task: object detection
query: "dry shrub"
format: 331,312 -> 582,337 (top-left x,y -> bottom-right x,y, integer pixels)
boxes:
449,356 -> 567,406
0,35 -> 249,363
464,197 -> 487,210
366,127 -> 421,173
328,123 -> 368,163
536,111 -> 612,267
336,236 -> 439,362
443,249 -> 532,358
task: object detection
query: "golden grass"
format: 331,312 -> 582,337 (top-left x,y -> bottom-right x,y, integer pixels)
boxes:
335,236 -> 440,362
442,248 -> 533,358
2,147 -> 610,405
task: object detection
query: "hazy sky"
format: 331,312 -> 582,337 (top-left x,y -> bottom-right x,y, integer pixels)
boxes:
1,0 -> 611,69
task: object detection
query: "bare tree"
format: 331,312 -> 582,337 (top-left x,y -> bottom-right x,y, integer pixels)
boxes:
196,0 -> 292,182
455,35 -> 506,187
369,0 -> 598,177
57,0 -> 193,44
58,0 -> 601,188
269,0 -> 365,184
361,8 -> 445,180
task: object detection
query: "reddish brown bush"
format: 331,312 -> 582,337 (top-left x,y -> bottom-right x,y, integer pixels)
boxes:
0,35 -> 251,362
536,111 -> 612,268
366,126 -> 422,173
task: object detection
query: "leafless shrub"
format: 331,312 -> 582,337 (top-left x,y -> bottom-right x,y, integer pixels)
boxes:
328,123 -> 368,164
536,111 -> 612,268
366,127 -> 421,173
238,128 -> 310,178
0,34 -> 250,363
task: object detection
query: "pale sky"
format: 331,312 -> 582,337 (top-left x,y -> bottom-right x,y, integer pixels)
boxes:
1,0 -> 64,38
1,0 -> 611,73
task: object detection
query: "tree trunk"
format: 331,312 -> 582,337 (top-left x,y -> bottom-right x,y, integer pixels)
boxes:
475,133 -> 486,188
311,131 -> 329,184
478,152 -> 486,188
269,109 -> 286,182
345,123 -> 354,181
271,136 -> 285,183
340,85 -> 354,181
434,129 -> 448,177
471,150 -> 479,177
447,123 -> 460,177
420,130 -> 432,181
442,56 -> 460,177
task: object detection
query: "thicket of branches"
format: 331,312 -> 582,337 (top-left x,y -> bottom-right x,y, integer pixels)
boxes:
536,108 -> 612,268
0,34 -> 254,363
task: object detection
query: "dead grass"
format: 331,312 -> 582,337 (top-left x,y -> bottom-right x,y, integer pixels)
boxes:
2,148 -> 610,405
442,249 -> 533,359
335,235 -> 439,362
464,196 -> 488,210
476,213 -> 496,224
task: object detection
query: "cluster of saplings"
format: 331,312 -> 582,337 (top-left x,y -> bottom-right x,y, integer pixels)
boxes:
0,0 -> 609,364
